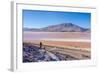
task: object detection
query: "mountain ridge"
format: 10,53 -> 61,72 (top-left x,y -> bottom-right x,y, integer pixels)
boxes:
24,23 -> 90,32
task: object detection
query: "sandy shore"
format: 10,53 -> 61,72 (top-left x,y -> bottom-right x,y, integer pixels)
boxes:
24,40 -> 91,51
41,38 -> 90,42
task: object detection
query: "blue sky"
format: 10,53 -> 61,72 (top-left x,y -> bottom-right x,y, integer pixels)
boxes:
23,10 -> 91,28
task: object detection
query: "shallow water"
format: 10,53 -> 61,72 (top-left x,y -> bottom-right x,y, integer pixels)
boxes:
23,31 -> 91,41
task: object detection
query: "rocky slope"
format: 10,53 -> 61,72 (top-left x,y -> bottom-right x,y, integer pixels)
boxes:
23,43 -> 76,62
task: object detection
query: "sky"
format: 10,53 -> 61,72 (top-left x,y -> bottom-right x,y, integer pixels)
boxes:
23,10 -> 91,29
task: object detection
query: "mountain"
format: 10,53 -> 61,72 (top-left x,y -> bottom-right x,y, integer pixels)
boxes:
40,23 -> 89,32
24,23 -> 90,32
24,28 -> 41,31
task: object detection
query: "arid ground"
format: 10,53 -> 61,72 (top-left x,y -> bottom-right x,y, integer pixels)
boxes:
23,32 -> 91,62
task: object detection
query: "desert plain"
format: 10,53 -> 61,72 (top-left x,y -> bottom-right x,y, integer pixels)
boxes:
23,31 -> 91,62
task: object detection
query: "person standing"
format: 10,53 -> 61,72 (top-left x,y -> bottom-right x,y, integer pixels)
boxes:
40,42 -> 43,49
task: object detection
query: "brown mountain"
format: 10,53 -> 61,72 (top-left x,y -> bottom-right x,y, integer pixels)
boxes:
24,23 -> 90,32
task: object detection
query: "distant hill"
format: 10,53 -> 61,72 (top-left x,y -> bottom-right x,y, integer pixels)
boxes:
24,28 -> 41,32
24,23 -> 90,32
